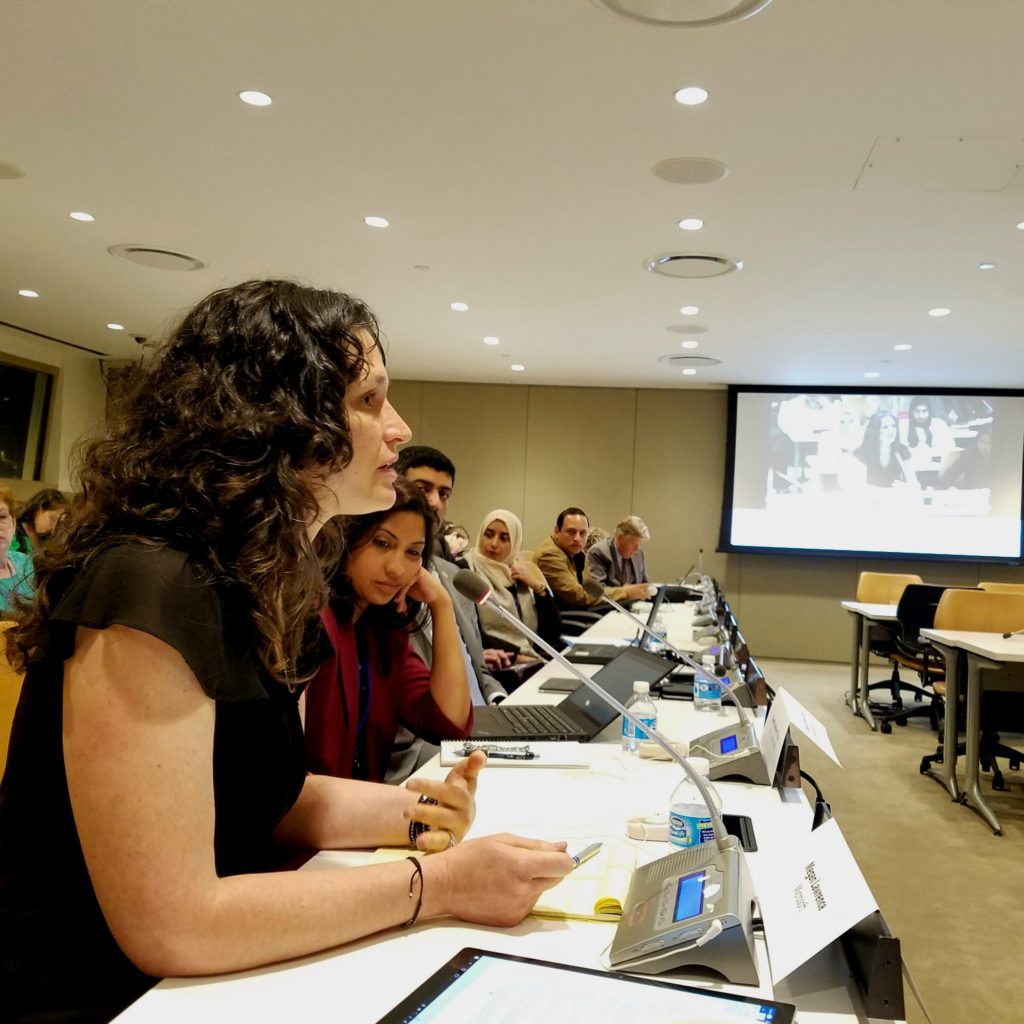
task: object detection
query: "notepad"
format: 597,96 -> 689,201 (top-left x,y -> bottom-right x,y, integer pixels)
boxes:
439,741 -> 589,768
530,843 -> 637,922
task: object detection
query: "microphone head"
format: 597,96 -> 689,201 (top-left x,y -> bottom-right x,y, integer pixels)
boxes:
582,578 -> 604,601
453,568 -> 492,605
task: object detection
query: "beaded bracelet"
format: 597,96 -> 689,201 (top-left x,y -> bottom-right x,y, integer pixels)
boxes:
403,856 -> 424,928
408,793 -> 438,846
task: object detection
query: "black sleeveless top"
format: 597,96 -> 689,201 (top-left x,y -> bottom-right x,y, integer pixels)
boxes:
0,544 -> 307,1023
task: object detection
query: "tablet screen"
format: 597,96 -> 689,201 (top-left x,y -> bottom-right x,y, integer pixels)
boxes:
376,948 -> 795,1024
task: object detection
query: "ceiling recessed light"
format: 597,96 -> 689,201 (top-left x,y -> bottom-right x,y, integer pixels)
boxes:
239,90 -> 273,107
18,289 -> 38,298
681,340 -> 699,349
677,218 -> 704,231
510,363 -> 525,372
1017,222 -> 1024,230
483,336 -> 500,346
893,343 -> 912,351
69,211 -> 95,222
978,262 -> 996,270
674,86 -> 709,106
679,305 -> 700,316
864,371 -> 880,379
928,308 -> 951,317
106,323 -> 124,331
364,216 -> 390,228
450,302 -> 469,312
682,368 -> 698,376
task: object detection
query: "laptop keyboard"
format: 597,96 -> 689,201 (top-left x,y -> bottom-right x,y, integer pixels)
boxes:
494,703 -> 581,736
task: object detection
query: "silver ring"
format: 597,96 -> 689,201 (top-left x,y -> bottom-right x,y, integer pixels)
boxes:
446,830 -> 457,849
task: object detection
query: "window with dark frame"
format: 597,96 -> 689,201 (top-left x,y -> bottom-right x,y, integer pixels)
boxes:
0,359 -> 54,481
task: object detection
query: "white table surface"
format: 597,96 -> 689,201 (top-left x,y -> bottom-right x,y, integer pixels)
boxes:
115,605 -> 889,1023
920,628 -> 1024,662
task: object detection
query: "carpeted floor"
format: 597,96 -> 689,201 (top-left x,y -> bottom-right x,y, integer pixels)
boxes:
760,658 -> 1024,1024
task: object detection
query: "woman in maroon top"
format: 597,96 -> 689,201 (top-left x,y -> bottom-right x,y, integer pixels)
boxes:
305,478 -> 472,782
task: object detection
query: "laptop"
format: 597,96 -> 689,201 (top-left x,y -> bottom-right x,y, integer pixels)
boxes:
565,586 -> 667,665
470,645 -> 676,741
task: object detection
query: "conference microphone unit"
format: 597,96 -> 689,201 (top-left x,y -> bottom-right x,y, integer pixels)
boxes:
581,580 -> 772,787
453,569 -> 759,985
1001,627 -> 1024,639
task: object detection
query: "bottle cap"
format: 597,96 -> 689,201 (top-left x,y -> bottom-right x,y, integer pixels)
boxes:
684,755 -> 711,777
633,680 -> 650,694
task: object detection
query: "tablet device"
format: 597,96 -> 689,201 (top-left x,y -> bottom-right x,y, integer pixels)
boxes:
538,676 -> 582,692
375,947 -> 795,1023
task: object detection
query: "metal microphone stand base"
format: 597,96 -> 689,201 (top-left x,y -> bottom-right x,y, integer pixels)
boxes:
610,842 -> 759,986
687,724 -> 774,787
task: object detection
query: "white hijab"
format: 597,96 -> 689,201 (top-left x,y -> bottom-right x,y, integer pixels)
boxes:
465,509 -> 538,654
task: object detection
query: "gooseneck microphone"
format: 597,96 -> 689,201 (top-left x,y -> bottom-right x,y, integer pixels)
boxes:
580,579 -> 753,729
453,569 -> 733,850
581,579 -> 772,787
455,567 -> 761,984
1002,627 -> 1024,639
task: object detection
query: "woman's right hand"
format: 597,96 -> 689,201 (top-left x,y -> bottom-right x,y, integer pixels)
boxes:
431,834 -> 572,927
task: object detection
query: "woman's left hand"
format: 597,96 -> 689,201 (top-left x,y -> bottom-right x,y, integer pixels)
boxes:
404,750 -> 486,852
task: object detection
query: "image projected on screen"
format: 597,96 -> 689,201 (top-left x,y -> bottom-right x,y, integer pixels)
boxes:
721,389 -> 1024,561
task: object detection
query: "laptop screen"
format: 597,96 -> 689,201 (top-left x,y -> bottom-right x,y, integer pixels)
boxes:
643,585 -> 667,628
563,645 -> 674,730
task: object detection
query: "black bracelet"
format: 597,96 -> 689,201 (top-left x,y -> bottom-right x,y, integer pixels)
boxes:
408,793 -> 438,846
403,856 -> 424,928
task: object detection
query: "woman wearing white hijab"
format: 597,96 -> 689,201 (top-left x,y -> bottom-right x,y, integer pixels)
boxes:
464,509 -> 561,662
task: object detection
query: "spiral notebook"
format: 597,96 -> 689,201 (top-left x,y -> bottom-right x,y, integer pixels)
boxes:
530,843 -> 637,922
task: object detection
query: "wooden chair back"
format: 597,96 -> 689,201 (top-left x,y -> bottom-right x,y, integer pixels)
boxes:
934,589 -> 1024,633
856,571 -> 923,604
0,621 -> 25,770
978,581 -> 1024,595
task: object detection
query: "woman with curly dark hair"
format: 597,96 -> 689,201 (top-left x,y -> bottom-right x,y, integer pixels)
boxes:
0,280 -> 571,1024
304,477 -> 472,782
11,487 -> 70,560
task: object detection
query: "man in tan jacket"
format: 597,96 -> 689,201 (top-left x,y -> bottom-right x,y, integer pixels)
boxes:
533,507 -> 652,609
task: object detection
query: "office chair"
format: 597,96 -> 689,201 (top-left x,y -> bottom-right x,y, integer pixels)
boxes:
978,581 -> 1024,595
1,622 -> 25,769
919,589 -> 1024,790
558,608 -> 608,637
869,584 -> 951,733
854,571 -> 924,722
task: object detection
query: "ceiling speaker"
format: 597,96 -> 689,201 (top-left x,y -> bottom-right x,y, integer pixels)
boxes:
593,0 -> 773,27
644,253 -> 739,278
658,354 -> 722,368
108,244 -> 206,271
653,157 -> 728,185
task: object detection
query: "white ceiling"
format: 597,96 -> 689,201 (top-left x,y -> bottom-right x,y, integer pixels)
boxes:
3,0 -> 1024,389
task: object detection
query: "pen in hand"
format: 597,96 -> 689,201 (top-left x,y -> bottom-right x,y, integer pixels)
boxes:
569,843 -> 602,870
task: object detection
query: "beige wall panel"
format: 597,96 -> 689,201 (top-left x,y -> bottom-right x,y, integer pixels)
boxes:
633,389 -> 730,587
737,555 -> 857,661
390,380 -> 423,444
521,387 -> 636,548
417,383 -> 530,536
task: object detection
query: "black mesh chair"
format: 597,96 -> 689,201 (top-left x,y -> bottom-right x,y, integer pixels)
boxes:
869,583 -> 952,734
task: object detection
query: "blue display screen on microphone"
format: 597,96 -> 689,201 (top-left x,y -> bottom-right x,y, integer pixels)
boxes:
672,871 -> 706,922
720,734 -> 739,754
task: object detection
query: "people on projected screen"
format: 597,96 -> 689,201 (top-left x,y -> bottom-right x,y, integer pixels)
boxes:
937,427 -> 993,490
902,396 -> 954,468
853,412 -> 917,488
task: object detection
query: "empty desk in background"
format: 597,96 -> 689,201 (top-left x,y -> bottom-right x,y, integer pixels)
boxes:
919,629 -> 1024,834
841,600 -> 899,731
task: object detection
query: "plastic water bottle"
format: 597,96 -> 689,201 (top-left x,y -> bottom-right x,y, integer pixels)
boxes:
621,680 -> 658,753
669,757 -> 721,849
694,655 -> 722,713
645,615 -> 668,654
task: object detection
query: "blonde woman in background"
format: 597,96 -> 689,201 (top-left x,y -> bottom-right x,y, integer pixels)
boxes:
465,509 -> 562,664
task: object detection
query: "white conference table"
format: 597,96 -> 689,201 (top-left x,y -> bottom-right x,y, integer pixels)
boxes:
116,602 -> 892,1023
919,628 -> 1024,834
840,601 -> 899,731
